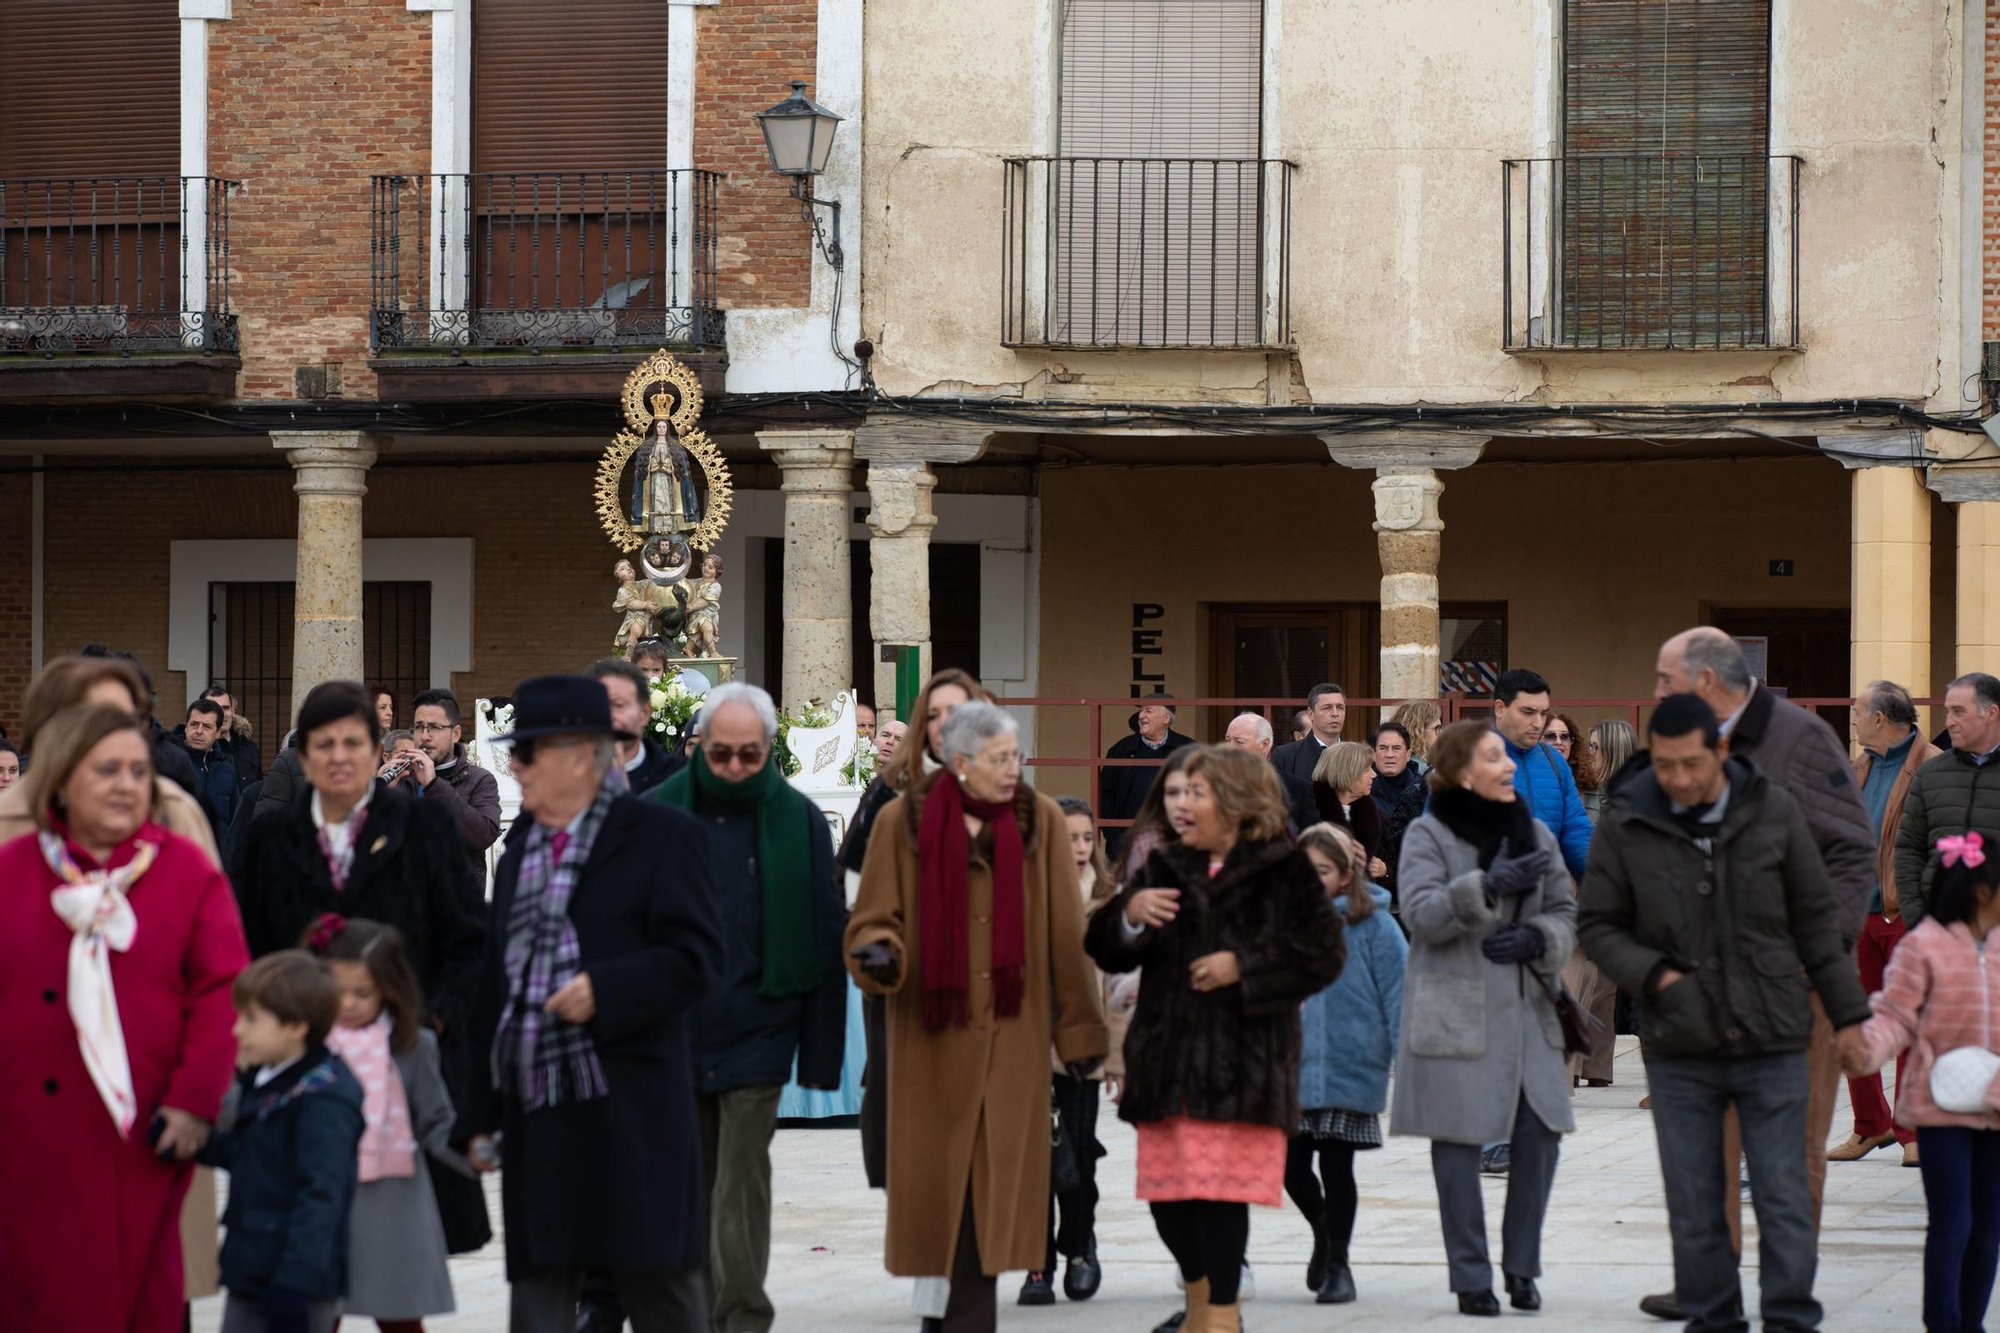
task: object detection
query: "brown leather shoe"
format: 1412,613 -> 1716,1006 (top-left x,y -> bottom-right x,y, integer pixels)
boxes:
1826,1131 -> 1896,1161
1639,1094 -> 1652,1110
1902,1141 -> 1921,1168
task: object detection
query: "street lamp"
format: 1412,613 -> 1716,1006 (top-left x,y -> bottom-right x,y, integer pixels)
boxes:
755,81 -> 845,270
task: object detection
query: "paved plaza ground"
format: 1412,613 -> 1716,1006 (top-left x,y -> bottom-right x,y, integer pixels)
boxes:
194,1038 -> 1936,1331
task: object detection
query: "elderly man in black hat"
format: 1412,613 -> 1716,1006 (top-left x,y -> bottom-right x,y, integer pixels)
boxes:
466,674 -> 724,1332
1097,694 -> 1194,855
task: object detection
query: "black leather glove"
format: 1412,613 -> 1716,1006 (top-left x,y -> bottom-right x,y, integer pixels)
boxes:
849,942 -> 901,987
1483,837 -> 1551,900
262,1286 -> 311,1333
1065,1058 -> 1103,1081
1480,924 -> 1547,965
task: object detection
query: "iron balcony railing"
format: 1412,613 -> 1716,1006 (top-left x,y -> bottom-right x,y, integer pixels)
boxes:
1502,154 -> 1802,352
370,170 -> 724,351
1002,156 -> 1293,350
0,176 -> 236,354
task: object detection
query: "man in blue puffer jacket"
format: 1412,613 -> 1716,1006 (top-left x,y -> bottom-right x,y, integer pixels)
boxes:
1492,668 -> 1593,882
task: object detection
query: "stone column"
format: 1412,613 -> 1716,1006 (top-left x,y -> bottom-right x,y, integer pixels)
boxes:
1372,468 -> 1445,701
759,429 -> 856,712
272,431 -> 388,721
853,416 -> 991,720
1849,463 -> 1930,699
1324,432 -> 1485,705
1925,464 -> 2000,678
864,461 -> 938,714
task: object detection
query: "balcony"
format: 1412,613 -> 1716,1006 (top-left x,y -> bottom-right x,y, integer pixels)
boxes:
1,176 -> 236,357
1502,155 -> 1801,352
1002,156 -> 1293,351
368,170 -> 725,402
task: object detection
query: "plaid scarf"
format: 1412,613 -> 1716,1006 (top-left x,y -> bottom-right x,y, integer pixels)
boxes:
491,777 -> 617,1110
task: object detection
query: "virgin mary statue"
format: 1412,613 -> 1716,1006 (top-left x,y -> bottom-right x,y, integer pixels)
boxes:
630,390 -> 702,535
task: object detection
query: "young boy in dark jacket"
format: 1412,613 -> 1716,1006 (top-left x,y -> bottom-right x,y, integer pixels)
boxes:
200,950 -> 364,1333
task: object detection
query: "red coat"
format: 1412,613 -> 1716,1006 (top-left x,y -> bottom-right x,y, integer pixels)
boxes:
0,823 -> 247,1333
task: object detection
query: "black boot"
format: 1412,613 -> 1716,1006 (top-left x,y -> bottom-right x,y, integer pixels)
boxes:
1017,1271 -> 1055,1306
1062,1246 -> 1102,1301
1457,1290 -> 1501,1317
1317,1261 -> 1357,1305
1505,1274 -> 1541,1311
1305,1211 -> 1329,1292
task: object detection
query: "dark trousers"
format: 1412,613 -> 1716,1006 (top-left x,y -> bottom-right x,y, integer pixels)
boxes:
1043,1073 -> 1102,1272
942,1180 -> 996,1333
1284,1136 -> 1359,1263
1915,1126 -> 2000,1333
1646,1048 -> 1820,1333
697,1085 -> 784,1333
510,1266 -> 707,1333
1430,1089 -> 1561,1293
1849,915 -> 1915,1144
1149,1201 -> 1250,1305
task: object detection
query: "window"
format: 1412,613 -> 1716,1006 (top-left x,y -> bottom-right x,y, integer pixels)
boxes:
211,582 -> 433,748
1560,0 -> 1774,347
1048,0 -> 1269,346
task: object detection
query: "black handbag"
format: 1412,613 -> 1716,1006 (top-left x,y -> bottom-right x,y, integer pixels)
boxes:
1526,964 -> 1601,1060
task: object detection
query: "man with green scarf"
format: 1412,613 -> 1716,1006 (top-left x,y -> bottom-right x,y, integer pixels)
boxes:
648,681 -> 846,1333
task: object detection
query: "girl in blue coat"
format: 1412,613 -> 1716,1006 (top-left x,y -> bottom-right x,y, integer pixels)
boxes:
1285,823 -> 1408,1307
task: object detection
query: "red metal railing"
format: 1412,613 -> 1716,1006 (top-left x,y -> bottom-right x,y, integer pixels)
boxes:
991,693 -> 1932,827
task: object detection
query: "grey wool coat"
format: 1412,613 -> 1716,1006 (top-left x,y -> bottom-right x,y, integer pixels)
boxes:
1388,789 -> 1578,1145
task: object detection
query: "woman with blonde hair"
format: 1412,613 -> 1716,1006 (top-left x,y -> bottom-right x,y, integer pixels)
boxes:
1392,700 -> 1444,770
1087,746 -> 1345,1333
1564,719 -> 1638,1088
1312,740 -> 1386,870
0,704 -> 248,1333
1288,823 -> 1408,1306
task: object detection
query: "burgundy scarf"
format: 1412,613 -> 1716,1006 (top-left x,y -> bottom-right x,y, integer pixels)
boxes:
917,771 -> 1025,1030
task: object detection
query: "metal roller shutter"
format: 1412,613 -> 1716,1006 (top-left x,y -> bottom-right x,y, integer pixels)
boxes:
1561,0 -> 1773,347
1054,0 -> 1265,346
0,0 -> 178,180
473,0 -> 669,174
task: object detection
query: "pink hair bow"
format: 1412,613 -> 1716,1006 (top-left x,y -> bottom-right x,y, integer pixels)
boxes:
1937,832 -> 1986,869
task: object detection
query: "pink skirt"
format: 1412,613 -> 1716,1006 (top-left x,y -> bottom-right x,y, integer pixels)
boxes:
1135,1115 -> 1287,1206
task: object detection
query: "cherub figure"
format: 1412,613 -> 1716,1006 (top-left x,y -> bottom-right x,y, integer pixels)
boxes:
683,552 -> 723,659
612,559 -> 657,658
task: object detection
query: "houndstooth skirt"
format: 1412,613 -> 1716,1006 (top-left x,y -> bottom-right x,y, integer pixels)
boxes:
1298,1107 -> 1384,1148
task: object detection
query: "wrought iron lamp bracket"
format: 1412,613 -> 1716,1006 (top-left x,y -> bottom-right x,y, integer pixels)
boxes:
791,178 -> 844,270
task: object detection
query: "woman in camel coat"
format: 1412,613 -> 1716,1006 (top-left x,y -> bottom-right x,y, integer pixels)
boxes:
846,702 -> 1107,1332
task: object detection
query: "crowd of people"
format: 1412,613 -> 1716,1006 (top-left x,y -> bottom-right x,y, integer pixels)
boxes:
0,626 -> 1997,1333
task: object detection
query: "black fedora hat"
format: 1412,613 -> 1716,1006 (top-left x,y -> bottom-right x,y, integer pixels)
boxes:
1127,692 -> 1178,734
495,674 -> 637,744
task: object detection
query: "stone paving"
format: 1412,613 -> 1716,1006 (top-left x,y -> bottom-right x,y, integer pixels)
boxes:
194,1038 -> 1935,1330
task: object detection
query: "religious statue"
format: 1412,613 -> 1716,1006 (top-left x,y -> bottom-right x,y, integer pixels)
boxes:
612,559 -> 656,657
683,553 -> 724,659
630,391 -> 702,536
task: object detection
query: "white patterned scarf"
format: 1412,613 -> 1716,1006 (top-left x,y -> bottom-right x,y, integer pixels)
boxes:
40,830 -> 158,1137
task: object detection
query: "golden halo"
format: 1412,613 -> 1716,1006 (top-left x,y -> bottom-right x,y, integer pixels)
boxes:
594,424 -> 735,555
622,348 -> 705,435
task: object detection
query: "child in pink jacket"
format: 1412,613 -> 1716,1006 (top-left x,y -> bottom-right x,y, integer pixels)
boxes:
1848,831 -> 2000,1333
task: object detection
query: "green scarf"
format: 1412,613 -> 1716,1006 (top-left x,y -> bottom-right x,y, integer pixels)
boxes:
650,750 -> 819,997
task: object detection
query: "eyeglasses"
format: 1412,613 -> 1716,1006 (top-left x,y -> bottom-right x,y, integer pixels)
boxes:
412,722 -> 456,736
705,744 -> 768,769
973,750 -> 1023,771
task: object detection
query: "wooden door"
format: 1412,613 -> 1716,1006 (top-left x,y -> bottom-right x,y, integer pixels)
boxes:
1206,603 -> 1379,742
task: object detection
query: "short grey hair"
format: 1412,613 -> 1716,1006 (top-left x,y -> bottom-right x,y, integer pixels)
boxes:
1678,628 -> 1753,693
1228,711 -> 1274,745
939,701 -> 1019,767
1950,672 -> 2000,714
701,682 -> 779,743
1862,680 -> 1918,728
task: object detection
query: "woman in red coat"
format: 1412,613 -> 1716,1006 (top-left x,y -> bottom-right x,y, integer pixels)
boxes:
0,704 -> 248,1333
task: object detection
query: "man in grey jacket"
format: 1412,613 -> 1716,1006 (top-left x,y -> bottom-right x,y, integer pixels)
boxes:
1639,628 -> 1874,1321
405,688 -> 503,872
1579,694 -> 1871,1333
1894,671 -> 2000,926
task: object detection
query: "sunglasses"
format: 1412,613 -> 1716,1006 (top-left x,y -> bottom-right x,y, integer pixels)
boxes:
704,744 -> 768,769
1544,731 -> 1572,744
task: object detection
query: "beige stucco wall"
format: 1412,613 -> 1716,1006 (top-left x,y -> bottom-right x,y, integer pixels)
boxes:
1029,453 -> 1853,796
861,0 -> 1961,407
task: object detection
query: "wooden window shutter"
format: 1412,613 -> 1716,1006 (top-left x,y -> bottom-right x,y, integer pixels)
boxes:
1560,0 -> 1773,347
0,0 -> 178,180
473,0 -> 668,174
1053,0 -> 1266,346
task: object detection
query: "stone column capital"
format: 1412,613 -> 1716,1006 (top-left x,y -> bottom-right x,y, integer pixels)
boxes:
864,461 -> 939,540
854,414 -> 992,465
759,429 -> 856,492
1926,464 -> 2000,504
1325,432 -> 1486,472
1371,466 -> 1445,535
272,431 -> 388,497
